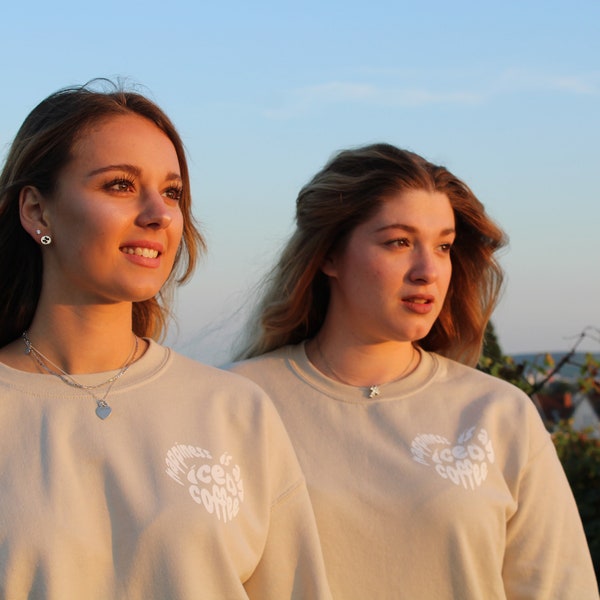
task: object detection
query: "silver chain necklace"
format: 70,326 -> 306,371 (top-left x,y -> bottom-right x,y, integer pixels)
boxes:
315,338 -> 417,399
22,331 -> 138,420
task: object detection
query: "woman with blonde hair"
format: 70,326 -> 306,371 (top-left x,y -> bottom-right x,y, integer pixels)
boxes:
0,81 -> 331,599
229,143 -> 598,598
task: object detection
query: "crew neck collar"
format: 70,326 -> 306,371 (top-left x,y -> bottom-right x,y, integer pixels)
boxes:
282,341 -> 438,404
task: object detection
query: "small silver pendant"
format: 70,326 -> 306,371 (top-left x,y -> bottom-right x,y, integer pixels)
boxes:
368,385 -> 380,398
95,403 -> 112,420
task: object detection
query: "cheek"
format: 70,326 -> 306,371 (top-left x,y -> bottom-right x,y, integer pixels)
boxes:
350,258 -> 383,291
170,210 -> 185,245
64,201 -> 119,232
444,260 -> 453,286
56,212 -> 106,249
351,254 -> 399,297
439,262 -> 453,298
371,255 -> 405,285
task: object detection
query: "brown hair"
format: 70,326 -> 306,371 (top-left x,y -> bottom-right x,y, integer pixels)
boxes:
236,143 -> 507,366
0,79 -> 205,346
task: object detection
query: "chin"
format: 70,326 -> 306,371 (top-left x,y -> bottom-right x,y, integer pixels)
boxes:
125,286 -> 163,303
405,325 -> 435,343
132,292 -> 161,303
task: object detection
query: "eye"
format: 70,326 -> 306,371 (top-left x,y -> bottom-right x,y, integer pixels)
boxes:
439,242 -> 453,253
385,238 -> 410,248
105,176 -> 135,193
164,185 -> 183,201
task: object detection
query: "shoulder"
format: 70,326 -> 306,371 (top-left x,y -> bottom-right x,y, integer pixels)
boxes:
426,355 -> 558,477
224,345 -> 294,376
432,351 -> 550,434
434,353 -> 528,395
154,342 -> 281,410
430,352 -> 545,422
155,344 -> 301,451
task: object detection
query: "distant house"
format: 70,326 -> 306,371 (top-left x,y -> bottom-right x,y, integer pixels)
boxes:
534,383 -> 575,423
572,395 -> 600,435
534,385 -> 600,435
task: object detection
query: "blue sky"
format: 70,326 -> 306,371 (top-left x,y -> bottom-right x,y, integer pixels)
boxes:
1,0 -> 598,361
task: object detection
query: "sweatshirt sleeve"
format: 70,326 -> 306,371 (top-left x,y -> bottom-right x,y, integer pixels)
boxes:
244,479 -> 333,600
230,378 -> 332,600
502,421 -> 599,599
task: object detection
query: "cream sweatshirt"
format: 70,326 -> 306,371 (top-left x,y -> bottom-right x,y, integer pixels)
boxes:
0,340 -> 332,600
229,343 -> 599,599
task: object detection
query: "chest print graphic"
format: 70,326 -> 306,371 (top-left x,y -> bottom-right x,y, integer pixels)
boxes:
410,426 -> 495,490
165,443 -> 244,522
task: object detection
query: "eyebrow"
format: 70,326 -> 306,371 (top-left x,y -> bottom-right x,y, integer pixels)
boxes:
87,164 -> 182,181
375,223 -> 456,236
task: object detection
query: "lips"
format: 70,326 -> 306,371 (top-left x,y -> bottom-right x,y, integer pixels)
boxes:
121,246 -> 160,259
120,240 -> 164,261
402,295 -> 435,314
403,294 -> 433,304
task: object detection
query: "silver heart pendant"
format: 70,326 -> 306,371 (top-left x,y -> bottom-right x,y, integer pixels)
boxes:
95,404 -> 112,420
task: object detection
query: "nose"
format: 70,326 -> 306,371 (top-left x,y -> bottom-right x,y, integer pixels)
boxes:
135,190 -> 173,230
408,248 -> 439,284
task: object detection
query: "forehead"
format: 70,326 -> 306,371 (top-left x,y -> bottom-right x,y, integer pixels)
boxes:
365,188 -> 455,229
70,113 -> 180,171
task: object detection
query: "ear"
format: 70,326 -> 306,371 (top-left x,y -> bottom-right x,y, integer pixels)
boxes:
19,186 -> 50,240
320,251 -> 338,278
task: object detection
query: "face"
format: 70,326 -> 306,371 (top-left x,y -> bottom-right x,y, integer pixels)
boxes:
31,113 -> 184,305
323,188 -> 455,345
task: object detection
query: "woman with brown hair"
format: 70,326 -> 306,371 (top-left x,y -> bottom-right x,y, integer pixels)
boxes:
0,81 -> 331,599
229,143 -> 598,598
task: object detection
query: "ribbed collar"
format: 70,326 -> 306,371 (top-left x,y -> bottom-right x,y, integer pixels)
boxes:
281,341 -> 439,404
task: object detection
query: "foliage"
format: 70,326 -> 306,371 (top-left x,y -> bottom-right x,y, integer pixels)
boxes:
481,320 -> 503,365
479,325 -> 600,404
551,420 -> 600,581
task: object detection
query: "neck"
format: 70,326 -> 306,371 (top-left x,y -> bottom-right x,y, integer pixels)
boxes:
23,303 -> 142,374
307,328 -> 419,389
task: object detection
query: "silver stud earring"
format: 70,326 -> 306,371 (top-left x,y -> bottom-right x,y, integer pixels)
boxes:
40,235 -> 52,245
35,229 -> 41,235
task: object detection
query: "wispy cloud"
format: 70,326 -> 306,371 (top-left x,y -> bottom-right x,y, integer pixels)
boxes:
491,68 -> 600,95
263,68 -> 599,120
264,81 -> 481,119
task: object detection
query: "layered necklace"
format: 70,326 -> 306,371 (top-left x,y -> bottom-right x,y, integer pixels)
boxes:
315,338 -> 418,398
22,331 -> 139,420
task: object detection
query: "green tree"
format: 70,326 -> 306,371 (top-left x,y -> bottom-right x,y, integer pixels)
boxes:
482,321 -> 503,364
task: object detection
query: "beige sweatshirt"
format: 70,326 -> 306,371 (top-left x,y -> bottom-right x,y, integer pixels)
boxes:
0,340 -> 332,600
229,343 -> 599,599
